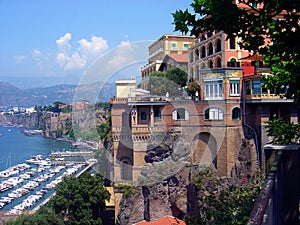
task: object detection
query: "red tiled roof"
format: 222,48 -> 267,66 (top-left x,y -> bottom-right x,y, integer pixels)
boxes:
134,216 -> 186,225
167,54 -> 188,63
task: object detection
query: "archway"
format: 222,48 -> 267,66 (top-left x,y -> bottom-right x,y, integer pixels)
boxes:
191,132 -> 217,168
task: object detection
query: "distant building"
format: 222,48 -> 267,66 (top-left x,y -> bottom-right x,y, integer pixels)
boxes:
141,34 -> 196,89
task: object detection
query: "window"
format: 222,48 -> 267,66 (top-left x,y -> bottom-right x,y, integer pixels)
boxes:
204,80 -> 223,100
195,49 -> 199,60
251,60 -> 263,68
215,39 -> 221,52
201,46 -> 206,58
232,107 -> 241,120
229,38 -> 236,49
141,112 -> 147,121
183,43 -> 189,50
200,34 -> 206,41
215,57 -> 221,68
252,80 -> 261,94
245,81 -> 251,95
171,42 -> 178,50
227,58 -> 240,67
154,108 -> 161,120
208,42 -> 213,55
208,60 -> 213,68
230,80 -> 240,96
204,108 -> 224,120
172,108 -> 189,120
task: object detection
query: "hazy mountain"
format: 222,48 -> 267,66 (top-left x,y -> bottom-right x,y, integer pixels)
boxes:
0,82 -> 115,109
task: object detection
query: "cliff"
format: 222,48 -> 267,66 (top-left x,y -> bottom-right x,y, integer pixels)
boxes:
116,138 -> 259,225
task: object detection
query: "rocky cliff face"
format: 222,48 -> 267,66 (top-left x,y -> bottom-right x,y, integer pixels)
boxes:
116,138 -> 259,225
0,113 -> 42,128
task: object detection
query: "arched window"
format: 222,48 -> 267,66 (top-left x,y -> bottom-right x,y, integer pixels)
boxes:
172,108 -> 189,120
195,49 -> 199,61
215,39 -> 221,52
227,58 -> 240,67
204,107 -> 224,120
208,60 -> 213,68
200,34 -> 206,41
201,46 -> 206,58
215,57 -> 221,68
232,107 -> 241,120
208,42 -> 213,55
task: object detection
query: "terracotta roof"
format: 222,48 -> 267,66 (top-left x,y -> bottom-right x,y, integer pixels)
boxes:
134,216 -> 186,225
167,54 -> 188,63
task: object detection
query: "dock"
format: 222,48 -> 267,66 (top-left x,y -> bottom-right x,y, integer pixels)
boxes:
49,151 -> 93,158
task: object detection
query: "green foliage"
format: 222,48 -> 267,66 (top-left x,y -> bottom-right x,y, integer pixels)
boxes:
6,206 -> 64,225
186,81 -> 200,97
265,116 -> 300,145
96,112 -> 112,148
188,170 -> 261,225
116,184 -> 136,198
173,0 -> 300,104
165,67 -> 188,88
49,172 -> 110,225
148,67 -> 188,96
94,102 -> 111,111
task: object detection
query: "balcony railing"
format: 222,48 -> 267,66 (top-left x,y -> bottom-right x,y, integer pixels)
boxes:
110,98 -> 127,104
248,145 -> 300,225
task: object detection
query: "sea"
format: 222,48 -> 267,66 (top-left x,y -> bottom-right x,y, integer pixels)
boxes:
0,126 -> 74,171
0,126 -> 86,212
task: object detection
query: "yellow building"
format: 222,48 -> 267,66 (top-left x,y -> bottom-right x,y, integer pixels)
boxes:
141,34 -> 196,89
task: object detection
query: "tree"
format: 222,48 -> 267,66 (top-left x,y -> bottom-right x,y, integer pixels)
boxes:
6,206 -> 64,225
148,68 -> 188,96
265,116 -> 300,144
165,67 -> 188,88
173,0 -> 300,104
49,172 -> 110,225
186,81 -> 200,97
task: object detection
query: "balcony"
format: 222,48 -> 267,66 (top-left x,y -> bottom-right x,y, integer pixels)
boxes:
110,98 -> 127,104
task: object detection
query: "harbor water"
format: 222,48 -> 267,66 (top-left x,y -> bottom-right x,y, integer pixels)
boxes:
0,126 -> 92,213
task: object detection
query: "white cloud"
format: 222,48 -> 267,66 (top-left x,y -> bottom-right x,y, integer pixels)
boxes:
78,35 -> 108,57
55,34 -> 108,72
32,48 -> 41,57
56,32 -> 72,52
14,55 -> 26,64
56,52 -> 86,71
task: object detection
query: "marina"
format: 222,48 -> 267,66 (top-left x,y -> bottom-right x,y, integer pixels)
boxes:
0,156 -> 96,214
0,127 -> 98,216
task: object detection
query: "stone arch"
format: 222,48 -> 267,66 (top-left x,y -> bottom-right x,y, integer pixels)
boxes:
191,132 -> 217,168
215,56 -> 222,68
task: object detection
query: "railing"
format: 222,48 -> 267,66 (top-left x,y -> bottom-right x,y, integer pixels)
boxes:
248,145 -> 300,225
110,98 -> 127,104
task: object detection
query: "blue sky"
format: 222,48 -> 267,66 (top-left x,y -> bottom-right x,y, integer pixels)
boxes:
0,0 -> 191,86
